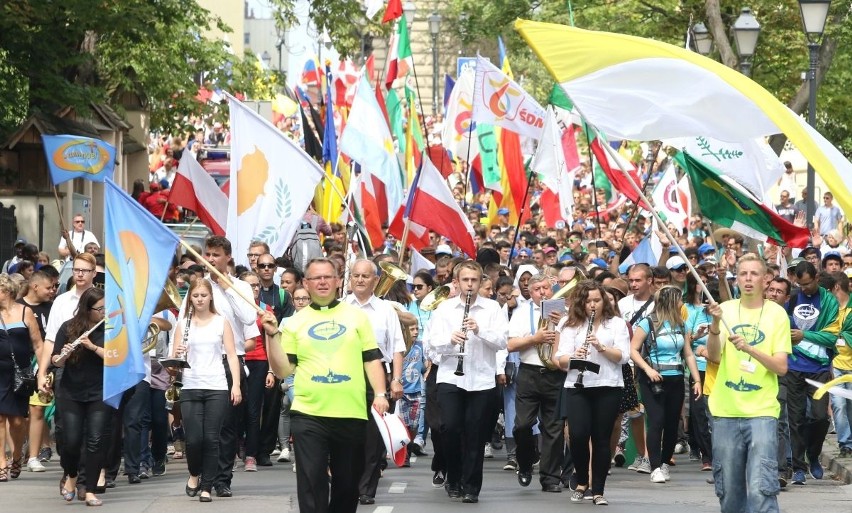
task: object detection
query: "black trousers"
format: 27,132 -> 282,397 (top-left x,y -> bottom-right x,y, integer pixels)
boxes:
358,387 -> 393,498
58,395 -> 112,493
245,360 -> 268,458
123,380 -> 151,475
437,383 -> 495,496
562,386 -> 621,496
689,370 -> 712,463
784,369 -> 831,471
514,364 -> 566,486
145,387 -> 169,465
182,389 -> 229,492
215,356 -> 246,488
639,374 -> 684,470
425,365 -> 445,474
260,376 -> 283,456
292,413 -> 366,513
105,388 -> 131,481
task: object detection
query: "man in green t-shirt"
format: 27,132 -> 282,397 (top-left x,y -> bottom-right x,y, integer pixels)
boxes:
706,254 -> 792,513
264,258 -> 389,513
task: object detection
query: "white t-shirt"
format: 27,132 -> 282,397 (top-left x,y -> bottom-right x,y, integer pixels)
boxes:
181,315 -> 228,391
58,230 -> 99,257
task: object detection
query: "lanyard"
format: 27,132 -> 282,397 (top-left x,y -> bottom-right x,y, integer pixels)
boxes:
529,302 -> 536,335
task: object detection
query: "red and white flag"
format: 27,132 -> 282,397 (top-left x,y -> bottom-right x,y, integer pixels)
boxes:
169,152 -> 228,235
407,156 -> 476,257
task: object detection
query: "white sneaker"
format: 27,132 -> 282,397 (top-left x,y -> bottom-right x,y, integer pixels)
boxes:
270,448 -> 281,457
27,457 -> 46,472
484,443 -> 494,459
278,447 -> 291,462
632,456 -> 651,474
660,463 -> 671,481
650,468 -> 666,483
674,442 -> 689,455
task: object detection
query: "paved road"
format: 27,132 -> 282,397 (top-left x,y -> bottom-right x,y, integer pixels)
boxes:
5,444 -> 851,512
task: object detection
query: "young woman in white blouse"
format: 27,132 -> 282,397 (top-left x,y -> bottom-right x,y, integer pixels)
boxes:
172,279 -> 242,502
554,281 -> 630,506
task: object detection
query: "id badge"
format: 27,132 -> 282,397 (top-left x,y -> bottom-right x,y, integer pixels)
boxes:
739,360 -> 756,374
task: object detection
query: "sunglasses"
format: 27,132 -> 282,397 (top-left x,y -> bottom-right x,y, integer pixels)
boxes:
672,266 -> 688,272
257,263 -> 276,270
412,284 -> 426,290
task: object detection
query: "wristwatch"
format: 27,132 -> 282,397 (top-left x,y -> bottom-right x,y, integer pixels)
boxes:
391,376 -> 403,384
375,393 -> 387,398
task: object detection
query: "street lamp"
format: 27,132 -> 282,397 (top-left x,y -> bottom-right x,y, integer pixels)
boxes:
429,12 -> 442,116
403,2 -> 416,29
459,11 -> 469,56
798,0 -> 832,229
732,7 -> 761,77
275,37 -> 285,71
692,22 -> 712,56
261,50 -> 271,69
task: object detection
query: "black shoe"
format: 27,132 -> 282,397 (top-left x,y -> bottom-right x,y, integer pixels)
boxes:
105,480 -> 116,489
256,457 -> 273,467
152,460 -> 166,476
462,494 -> 479,503
358,495 -> 375,505
517,471 -> 532,487
446,484 -> 462,499
568,471 -> 578,491
185,479 -> 200,497
432,471 -> 446,487
411,442 -> 428,456
128,474 -> 141,484
215,486 -> 232,498
542,483 -> 562,493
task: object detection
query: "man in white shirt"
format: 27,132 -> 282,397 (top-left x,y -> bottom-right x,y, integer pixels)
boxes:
58,214 -> 100,260
429,261 -> 508,503
508,274 -> 564,492
344,259 -> 404,505
177,236 -> 258,498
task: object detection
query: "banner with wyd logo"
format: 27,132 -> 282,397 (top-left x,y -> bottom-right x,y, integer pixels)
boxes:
472,55 -> 546,140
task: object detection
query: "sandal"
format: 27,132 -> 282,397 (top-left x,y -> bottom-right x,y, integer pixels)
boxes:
10,459 -> 22,479
593,495 -> 609,506
60,486 -> 76,501
0,466 -> 8,482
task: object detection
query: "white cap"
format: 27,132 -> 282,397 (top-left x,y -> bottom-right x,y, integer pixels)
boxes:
665,255 -> 687,270
435,244 -> 453,256
370,407 -> 411,467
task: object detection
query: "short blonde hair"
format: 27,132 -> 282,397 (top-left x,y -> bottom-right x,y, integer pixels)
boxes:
0,273 -> 22,298
736,253 -> 767,274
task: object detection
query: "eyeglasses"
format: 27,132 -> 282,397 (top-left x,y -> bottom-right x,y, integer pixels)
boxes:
73,220 -> 85,224
246,253 -> 263,259
90,306 -> 105,312
305,275 -> 335,282
72,268 -> 95,275
294,296 -> 311,302
257,263 -> 276,270
412,284 -> 426,290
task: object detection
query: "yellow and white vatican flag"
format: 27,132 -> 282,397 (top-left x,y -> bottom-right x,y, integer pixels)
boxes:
227,94 -> 324,266
515,19 -> 852,216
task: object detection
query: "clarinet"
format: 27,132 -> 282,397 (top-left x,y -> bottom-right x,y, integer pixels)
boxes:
454,290 -> 473,377
574,309 -> 596,389
175,306 -> 193,384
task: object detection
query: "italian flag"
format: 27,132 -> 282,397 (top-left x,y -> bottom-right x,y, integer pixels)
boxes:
676,151 -> 810,248
384,17 -> 412,90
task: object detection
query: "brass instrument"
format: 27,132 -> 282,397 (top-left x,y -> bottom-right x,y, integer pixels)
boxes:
156,279 -> 182,313
164,306 -> 192,410
141,323 -> 160,354
53,319 -> 106,366
375,262 -> 408,297
454,290 -> 473,377
420,285 -> 451,311
570,308 -> 600,388
38,372 -> 54,403
536,278 -> 577,370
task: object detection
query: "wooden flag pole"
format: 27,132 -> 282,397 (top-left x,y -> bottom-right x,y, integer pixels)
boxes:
52,185 -> 78,259
179,240 -> 265,315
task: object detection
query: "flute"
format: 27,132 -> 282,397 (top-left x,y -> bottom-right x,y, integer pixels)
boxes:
454,290 -> 473,377
572,308 -> 600,389
53,319 -> 105,366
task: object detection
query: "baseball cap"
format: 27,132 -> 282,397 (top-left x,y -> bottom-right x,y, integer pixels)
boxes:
590,258 -> 608,269
668,246 -> 679,254
787,257 -> 803,269
666,255 -> 687,271
14,238 -> 26,246
698,243 -> 715,255
699,256 -> 718,266
559,253 -> 575,263
435,244 -> 453,257
543,246 -> 557,254
497,208 -> 510,216
822,251 -> 842,264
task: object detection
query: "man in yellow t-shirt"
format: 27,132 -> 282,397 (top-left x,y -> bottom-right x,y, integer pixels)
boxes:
826,271 -> 852,457
706,254 -> 791,513
264,258 -> 389,513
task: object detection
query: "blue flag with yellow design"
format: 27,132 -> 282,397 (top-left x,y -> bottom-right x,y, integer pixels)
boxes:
103,179 -> 179,407
42,135 -> 116,185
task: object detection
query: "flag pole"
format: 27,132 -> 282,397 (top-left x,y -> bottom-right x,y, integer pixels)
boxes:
507,168 -> 534,269
622,142 -> 661,232
53,185 -> 78,259
596,134 -> 733,334
397,161 -> 423,267
179,240 -> 265,315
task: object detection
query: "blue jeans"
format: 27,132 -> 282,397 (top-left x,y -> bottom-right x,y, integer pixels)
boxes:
830,367 -> 852,450
712,417 -> 779,513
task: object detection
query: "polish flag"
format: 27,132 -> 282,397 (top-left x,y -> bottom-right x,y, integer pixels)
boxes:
353,169 -> 387,251
169,152 -> 228,235
388,204 -> 430,251
406,156 -> 476,257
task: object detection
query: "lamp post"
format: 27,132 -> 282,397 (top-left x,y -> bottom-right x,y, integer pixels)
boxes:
692,22 -> 713,56
261,50 -> 271,69
732,7 -> 761,77
403,2 -> 416,29
428,12 -> 442,116
798,0 -> 832,230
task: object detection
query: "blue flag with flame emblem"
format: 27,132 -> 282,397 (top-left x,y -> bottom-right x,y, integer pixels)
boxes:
42,135 -> 116,185
103,179 -> 179,407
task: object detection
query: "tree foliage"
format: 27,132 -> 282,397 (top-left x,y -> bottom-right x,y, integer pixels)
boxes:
0,0 -> 281,139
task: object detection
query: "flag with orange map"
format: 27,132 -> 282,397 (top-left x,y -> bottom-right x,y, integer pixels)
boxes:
226,94 -> 324,266
472,54 -> 546,141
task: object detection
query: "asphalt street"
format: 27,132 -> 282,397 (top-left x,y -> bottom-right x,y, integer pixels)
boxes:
4,442 -> 851,511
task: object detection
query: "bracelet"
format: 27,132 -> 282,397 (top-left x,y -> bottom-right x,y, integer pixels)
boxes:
267,370 -> 275,375
375,392 -> 387,398
708,328 -> 721,335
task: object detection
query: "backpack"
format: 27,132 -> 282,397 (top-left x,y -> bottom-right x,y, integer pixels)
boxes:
288,221 -> 322,273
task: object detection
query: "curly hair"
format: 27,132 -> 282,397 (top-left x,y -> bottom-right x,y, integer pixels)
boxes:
565,280 -> 616,328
